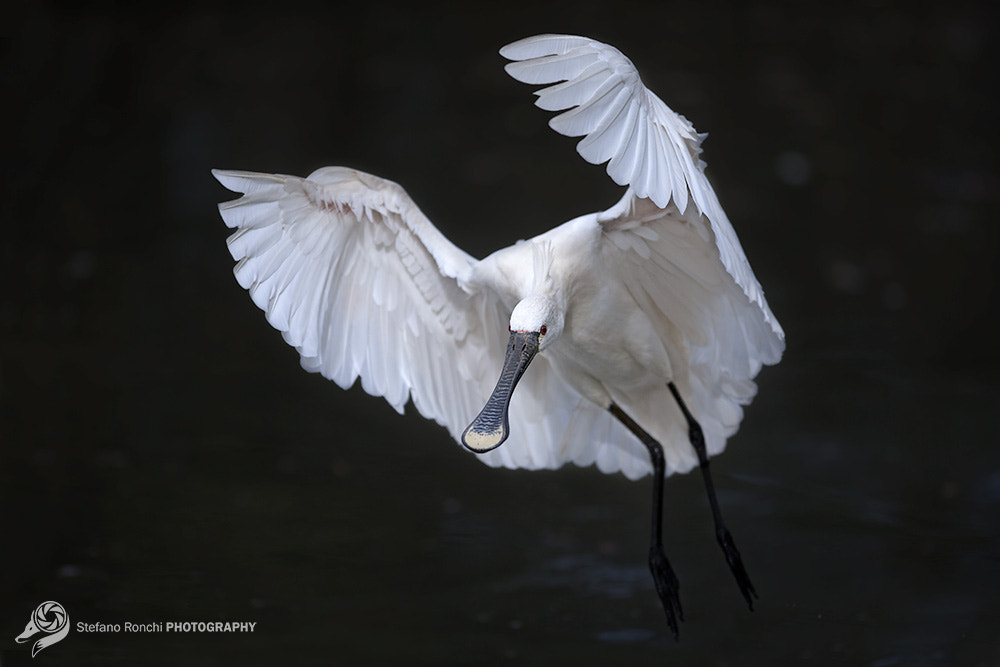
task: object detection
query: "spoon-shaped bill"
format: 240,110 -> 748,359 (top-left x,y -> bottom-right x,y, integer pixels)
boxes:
462,330 -> 540,452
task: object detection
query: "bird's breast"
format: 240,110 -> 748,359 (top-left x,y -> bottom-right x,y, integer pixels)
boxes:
550,281 -> 675,406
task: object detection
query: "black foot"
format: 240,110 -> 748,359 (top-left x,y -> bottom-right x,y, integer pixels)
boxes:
649,544 -> 684,639
717,526 -> 758,609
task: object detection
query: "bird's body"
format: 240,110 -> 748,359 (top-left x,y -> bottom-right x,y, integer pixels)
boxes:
214,33 -> 784,635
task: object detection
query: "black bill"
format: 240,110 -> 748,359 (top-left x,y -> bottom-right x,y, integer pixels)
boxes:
462,330 -> 540,453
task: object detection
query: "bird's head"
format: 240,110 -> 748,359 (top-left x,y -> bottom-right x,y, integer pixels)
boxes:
508,294 -> 563,351
461,295 -> 564,453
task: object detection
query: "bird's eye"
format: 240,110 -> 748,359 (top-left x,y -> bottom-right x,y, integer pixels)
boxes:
540,325 -> 548,336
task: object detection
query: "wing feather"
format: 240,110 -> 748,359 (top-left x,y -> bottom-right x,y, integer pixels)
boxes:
575,84 -> 633,165
533,62 -> 607,112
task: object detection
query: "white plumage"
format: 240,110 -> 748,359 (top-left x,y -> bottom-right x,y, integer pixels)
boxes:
214,34 -> 784,481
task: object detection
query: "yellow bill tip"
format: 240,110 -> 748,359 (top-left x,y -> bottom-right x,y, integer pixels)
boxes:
462,427 -> 506,453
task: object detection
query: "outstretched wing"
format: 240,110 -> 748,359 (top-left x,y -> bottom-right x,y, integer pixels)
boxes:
501,34 -> 783,340
214,167 -> 500,440
502,34 -> 785,475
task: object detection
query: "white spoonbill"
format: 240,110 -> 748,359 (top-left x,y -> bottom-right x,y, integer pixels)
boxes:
214,33 -> 784,637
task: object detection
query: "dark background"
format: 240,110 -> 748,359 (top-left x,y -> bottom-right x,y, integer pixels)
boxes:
2,1 -> 998,665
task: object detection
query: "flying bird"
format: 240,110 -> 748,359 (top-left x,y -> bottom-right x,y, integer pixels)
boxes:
213,33 -> 784,637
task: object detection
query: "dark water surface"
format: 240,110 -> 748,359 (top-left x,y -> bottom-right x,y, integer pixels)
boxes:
3,3 -> 998,665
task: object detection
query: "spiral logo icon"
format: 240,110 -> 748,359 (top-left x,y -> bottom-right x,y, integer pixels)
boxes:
15,600 -> 70,657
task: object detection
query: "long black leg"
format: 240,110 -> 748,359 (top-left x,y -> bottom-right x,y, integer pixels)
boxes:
608,402 -> 683,639
668,382 -> 758,609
